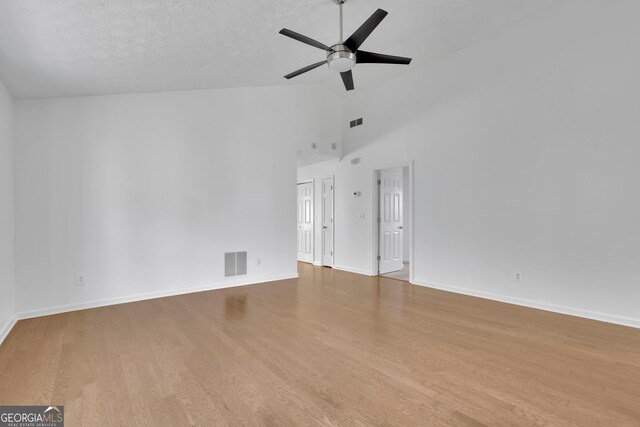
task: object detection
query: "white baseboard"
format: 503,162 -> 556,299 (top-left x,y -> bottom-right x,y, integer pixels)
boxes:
12,269 -> 638,330
16,273 -> 299,320
333,265 -> 375,276
411,279 -> 640,330
0,317 -> 17,347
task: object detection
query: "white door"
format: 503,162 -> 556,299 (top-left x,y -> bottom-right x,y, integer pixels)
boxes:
378,169 -> 404,274
297,182 -> 314,263
321,177 -> 334,267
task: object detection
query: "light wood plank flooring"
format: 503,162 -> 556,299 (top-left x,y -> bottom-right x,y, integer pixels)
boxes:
1,263 -> 639,426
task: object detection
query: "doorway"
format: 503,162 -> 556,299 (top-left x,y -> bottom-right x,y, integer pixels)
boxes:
374,164 -> 412,281
321,176 -> 334,267
297,181 -> 314,263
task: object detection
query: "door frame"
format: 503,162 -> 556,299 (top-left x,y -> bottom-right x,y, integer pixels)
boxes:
371,161 -> 414,282
321,175 -> 335,267
297,179 -> 314,263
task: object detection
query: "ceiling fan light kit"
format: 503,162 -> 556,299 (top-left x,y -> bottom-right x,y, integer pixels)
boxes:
327,45 -> 356,73
279,0 -> 412,91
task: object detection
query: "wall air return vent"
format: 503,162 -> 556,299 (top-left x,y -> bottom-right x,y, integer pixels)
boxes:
225,252 -> 248,277
350,117 -> 364,128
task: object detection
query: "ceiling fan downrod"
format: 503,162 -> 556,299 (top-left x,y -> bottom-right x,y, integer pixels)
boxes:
338,0 -> 345,43
328,0 -> 356,74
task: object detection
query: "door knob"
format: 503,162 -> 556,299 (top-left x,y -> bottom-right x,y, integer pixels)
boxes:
398,226 -> 404,229
323,226 -> 328,229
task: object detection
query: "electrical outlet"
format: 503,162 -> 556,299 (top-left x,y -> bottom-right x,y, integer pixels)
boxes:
257,259 -> 261,265
515,271 -> 523,282
75,275 -> 86,286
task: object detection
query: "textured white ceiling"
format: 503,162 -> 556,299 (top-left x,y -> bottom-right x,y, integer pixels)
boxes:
0,0 -> 561,99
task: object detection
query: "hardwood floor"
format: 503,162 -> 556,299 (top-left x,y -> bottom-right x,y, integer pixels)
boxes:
1,263 -> 639,426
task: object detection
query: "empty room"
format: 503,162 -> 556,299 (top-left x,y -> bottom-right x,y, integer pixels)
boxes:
1,0 -> 639,425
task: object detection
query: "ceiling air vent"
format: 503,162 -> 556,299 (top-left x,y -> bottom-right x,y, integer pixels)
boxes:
225,252 -> 248,277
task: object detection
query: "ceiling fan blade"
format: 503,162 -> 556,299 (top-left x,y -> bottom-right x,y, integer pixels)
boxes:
340,70 -> 354,91
356,50 -> 412,65
284,61 -> 327,80
279,29 -> 332,51
344,9 -> 388,52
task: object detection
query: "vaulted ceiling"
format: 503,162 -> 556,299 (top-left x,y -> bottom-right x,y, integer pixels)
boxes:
0,0 -> 561,99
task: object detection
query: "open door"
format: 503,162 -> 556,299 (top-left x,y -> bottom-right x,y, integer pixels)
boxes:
378,169 -> 403,274
297,182 -> 313,263
321,176 -> 334,267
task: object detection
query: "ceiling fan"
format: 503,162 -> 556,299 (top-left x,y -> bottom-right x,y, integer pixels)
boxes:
279,0 -> 412,91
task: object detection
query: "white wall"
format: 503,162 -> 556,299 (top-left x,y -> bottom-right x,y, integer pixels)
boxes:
10,0 -> 640,328
14,85 -> 340,317
301,0 -> 640,327
0,77 -> 15,340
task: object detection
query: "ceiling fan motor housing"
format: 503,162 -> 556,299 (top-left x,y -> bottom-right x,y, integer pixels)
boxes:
327,44 -> 356,73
